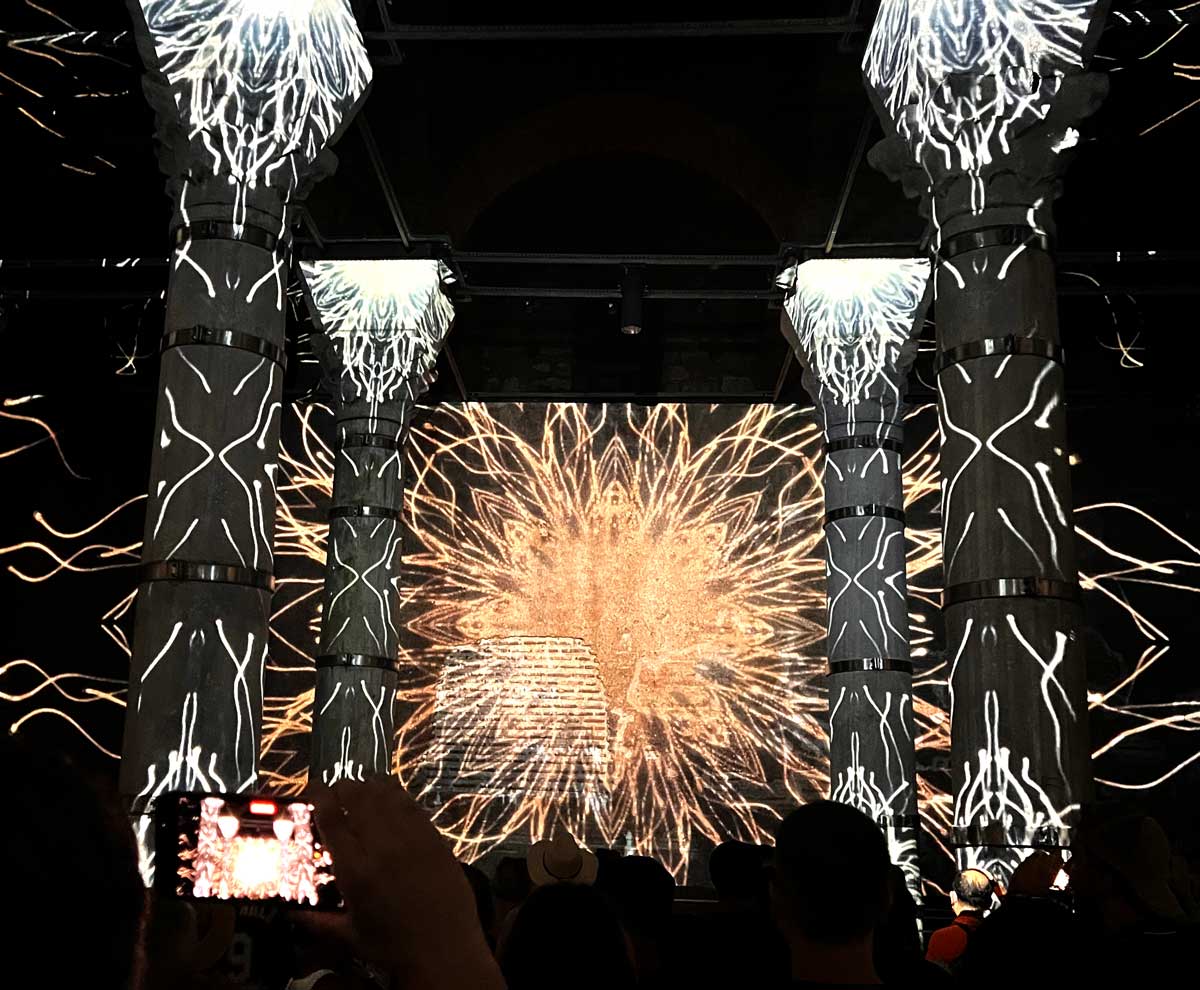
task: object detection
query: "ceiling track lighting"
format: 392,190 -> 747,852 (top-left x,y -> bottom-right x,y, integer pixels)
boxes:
620,266 -> 644,335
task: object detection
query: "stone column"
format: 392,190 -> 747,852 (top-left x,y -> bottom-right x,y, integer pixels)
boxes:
778,258 -> 931,895
863,1 -> 1109,875
299,260 -> 455,784
120,0 -> 371,817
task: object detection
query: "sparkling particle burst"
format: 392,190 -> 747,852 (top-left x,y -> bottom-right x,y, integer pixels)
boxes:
393,403 -> 831,876
134,0 -> 372,196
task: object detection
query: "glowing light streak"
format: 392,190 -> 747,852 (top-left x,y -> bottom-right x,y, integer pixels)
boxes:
1095,747 -> 1200,789
1,395 -> 85,477
3,4 -> 136,175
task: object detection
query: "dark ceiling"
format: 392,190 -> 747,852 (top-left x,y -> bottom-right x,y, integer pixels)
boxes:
0,0 -> 1197,410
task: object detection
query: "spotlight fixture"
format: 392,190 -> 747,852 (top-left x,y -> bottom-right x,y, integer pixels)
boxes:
620,267 -> 643,335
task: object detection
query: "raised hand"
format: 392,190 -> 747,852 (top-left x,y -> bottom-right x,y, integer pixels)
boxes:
309,777 -> 505,990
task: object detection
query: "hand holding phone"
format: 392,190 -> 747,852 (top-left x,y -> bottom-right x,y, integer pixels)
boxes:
310,778 -> 505,990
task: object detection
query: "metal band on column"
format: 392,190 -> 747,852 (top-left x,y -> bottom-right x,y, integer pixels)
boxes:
936,224 -> 1052,261
825,436 -> 904,455
161,326 -> 288,369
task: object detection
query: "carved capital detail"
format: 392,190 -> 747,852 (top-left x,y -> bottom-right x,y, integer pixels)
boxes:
862,1 -> 1110,226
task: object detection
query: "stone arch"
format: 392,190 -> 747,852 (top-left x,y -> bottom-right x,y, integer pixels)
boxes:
442,93 -> 800,243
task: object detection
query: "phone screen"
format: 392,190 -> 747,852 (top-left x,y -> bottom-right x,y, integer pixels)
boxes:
155,793 -> 340,909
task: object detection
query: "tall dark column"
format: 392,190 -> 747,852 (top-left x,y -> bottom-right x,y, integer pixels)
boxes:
863,1 -> 1109,875
300,260 -> 455,784
779,258 -> 931,894
120,0 -> 371,832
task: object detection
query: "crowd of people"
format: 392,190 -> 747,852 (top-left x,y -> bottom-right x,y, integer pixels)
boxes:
6,735 -> 1197,989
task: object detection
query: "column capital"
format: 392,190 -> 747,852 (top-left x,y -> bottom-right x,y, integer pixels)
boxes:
777,258 -> 931,430
129,0 -> 372,220
300,260 -> 457,420
862,1 -> 1109,228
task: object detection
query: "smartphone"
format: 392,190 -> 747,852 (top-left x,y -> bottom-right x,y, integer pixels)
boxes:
154,792 -> 341,909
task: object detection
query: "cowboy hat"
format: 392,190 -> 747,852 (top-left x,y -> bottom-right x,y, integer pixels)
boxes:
527,831 -> 599,887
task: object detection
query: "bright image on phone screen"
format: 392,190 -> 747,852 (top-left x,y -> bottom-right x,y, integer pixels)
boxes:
169,794 -> 336,906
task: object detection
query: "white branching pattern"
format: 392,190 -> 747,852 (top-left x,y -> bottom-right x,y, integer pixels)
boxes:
830,723 -> 909,819
153,355 -> 280,569
864,0 -> 1102,207
324,519 -> 402,651
830,710 -> 920,897
939,357 -> 1070,580
301,260 -> 456,417
780,258 -> 930,408
954,690 -> 1078,846
826,517 -> 909,659
136,0 -> 371,196
323,727 -> 365,785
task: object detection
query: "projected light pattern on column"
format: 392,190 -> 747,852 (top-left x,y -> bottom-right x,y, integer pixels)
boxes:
780,258 -> 932,897
299,260 -> 455,784
120,0 -> 369,832
863,0 -> 1105,214
134,0 -> 372,203
865,1 -> 1110,874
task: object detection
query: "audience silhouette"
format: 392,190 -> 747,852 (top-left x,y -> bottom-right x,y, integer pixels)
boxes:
499,881 -> 636,990
11,751 -> 1200,989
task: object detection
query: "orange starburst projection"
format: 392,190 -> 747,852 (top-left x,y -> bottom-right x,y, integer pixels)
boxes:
260,400 -> 951,879
394,402 -> 830,875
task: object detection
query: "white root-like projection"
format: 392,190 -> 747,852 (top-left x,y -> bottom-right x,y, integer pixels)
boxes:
865,0 -> 1108,873
780,257 -> 932,899
299,260 -> 455,785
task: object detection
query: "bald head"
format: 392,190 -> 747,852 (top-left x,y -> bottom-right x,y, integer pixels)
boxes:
952,869 -> 995,912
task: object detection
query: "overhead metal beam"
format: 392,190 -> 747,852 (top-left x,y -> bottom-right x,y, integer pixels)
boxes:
461,286 -> 777,301
823,109 -> 876,255
356,112 -> 412,247
363,18 -> 866,45
454,251 -> 779,267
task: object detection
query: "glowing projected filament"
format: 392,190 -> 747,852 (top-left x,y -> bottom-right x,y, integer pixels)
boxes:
864,0 -> 1103,198
779,258 -> 931,408
134,0 -> 372,194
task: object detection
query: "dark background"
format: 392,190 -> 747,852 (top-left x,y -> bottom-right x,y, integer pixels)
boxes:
1,1 -> 1198,857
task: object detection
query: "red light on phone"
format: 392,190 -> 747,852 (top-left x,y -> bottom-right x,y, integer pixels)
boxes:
248,800 -> 277,816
